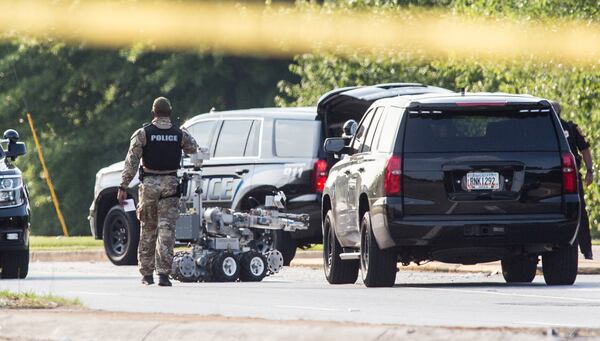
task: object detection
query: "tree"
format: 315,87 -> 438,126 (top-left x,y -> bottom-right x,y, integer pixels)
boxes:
0,40 -> 294,235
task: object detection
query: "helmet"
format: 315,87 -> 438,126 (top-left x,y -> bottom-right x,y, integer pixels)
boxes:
342,119 -> 358,139
152,97 -> 172,116
3,129 -> 19,143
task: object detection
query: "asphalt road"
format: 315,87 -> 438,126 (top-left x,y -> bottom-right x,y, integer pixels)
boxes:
2,261 -> 600,329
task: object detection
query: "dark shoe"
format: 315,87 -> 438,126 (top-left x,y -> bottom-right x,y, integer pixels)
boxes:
158,274 -> 172,287
141,275 -> 154,285
584,251 -> 594,260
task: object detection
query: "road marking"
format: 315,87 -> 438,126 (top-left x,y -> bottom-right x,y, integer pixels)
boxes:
406,287 -> 600,303
276,305 -> 338,312
69,291 -> 120,296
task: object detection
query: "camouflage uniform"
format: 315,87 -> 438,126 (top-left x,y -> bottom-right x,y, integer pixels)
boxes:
120,116 -> 198,276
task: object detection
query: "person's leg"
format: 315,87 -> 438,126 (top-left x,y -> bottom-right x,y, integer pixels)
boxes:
578,181 -> 593,259
156,197 -> 179,276
137,182 -> 160,277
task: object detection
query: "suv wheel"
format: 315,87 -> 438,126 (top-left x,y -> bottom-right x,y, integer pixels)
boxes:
323,210 -> 358,284
360,212 -> 397,288
0,247 -> 29,279
103,205 -> 139,266
542,244 -> 578,286
501,255 -> 538,283
272,230 -> 297,266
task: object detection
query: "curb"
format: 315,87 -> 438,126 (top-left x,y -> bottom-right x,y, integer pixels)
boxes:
30,249 -> 600,275
31,250 -> 107,263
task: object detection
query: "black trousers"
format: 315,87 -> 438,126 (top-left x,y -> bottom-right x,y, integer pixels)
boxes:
578,177 -> 593,255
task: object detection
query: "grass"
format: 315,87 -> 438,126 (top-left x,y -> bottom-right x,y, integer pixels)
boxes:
301,244 -> 323,251
30,236 -> 103,251
593,240 -> 600,246
0,290 -> 80,309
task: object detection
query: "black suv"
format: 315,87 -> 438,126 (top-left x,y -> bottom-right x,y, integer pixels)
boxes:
0,130 -> 29,279
322,93 -> 580,287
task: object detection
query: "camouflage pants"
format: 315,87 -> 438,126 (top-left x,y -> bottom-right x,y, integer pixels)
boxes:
137,175 -> 180,276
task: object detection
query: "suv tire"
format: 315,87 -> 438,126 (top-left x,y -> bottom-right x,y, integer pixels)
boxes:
323,210 -> 359,284
542,244 -> 578,286
501,255 -> 538,283
272,230 -> 297,266
360,212 -> 397,288
103,205 -> 139,266
0,248 -> 29,279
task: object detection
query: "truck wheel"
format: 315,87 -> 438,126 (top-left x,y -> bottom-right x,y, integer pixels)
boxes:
323,210 -> 358,284
501,255 -> 538,283
211,252 -> 240,282
239,251 -> 268,282
1,248 -> 29,279
542,244 -> 578,286
103,205 -> 139,266
360,212 -> 397,288
272,230 -> 296,266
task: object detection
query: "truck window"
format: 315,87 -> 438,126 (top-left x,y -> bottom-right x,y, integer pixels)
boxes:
377,106 -> 403,153
187,120 -> 217,149
274,119 -> 321,158
404,111 -> 558,153
244,120 -> 261,157
351,108 -> 375,153
361,107 -> 384,153
213,120 -> 255,158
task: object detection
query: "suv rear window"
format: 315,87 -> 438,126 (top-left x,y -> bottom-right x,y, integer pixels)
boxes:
404,111 -> 558,153
275,120 -> 321,158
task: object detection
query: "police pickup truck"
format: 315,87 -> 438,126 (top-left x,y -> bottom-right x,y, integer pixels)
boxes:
0,130 -> 29,279
91,107 -> 326,266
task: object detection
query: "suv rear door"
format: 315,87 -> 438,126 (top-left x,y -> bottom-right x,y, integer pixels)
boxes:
400,106 -> 564,217
202,118 -> 260,208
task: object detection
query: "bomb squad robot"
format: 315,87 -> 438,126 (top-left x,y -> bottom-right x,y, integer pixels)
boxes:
170,147 -> 309,283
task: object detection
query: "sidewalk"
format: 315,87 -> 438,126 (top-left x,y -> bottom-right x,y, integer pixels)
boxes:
31,246 -> 600,275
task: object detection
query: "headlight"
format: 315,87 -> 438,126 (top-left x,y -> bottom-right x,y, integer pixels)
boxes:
0,176 -> 23,206
0,176 -> 21,190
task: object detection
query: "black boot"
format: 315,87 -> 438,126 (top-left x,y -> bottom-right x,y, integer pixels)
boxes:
141,275 -> 154,285
584,251 -> 594,260
158,274 -> 172,287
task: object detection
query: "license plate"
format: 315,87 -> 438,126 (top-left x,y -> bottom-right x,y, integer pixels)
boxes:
465,172 -> 500,191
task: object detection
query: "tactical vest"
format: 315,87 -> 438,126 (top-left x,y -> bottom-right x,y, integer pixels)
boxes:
142,124 -> 183,171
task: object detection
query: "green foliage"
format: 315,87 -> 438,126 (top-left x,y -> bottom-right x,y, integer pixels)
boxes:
0,40 -> 293,235
279,1 -> 600,237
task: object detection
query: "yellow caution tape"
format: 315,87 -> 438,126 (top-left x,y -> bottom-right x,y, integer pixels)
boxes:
0,1 -> 597,64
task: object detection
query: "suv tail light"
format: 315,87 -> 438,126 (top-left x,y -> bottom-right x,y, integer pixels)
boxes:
384,155 -> 402,196
313,159 -> 328,193
561,152 -> 578,194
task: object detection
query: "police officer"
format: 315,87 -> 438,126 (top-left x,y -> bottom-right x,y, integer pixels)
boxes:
118,97 -> 198,286
552,101 -> 594,260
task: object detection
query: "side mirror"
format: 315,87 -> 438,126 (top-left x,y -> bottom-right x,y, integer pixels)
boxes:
323,137 -> 346,154
6,142 -> 26,160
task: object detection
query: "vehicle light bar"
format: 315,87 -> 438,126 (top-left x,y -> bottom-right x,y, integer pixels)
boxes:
456,102 -> 507,107
520,109 -> 550,113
